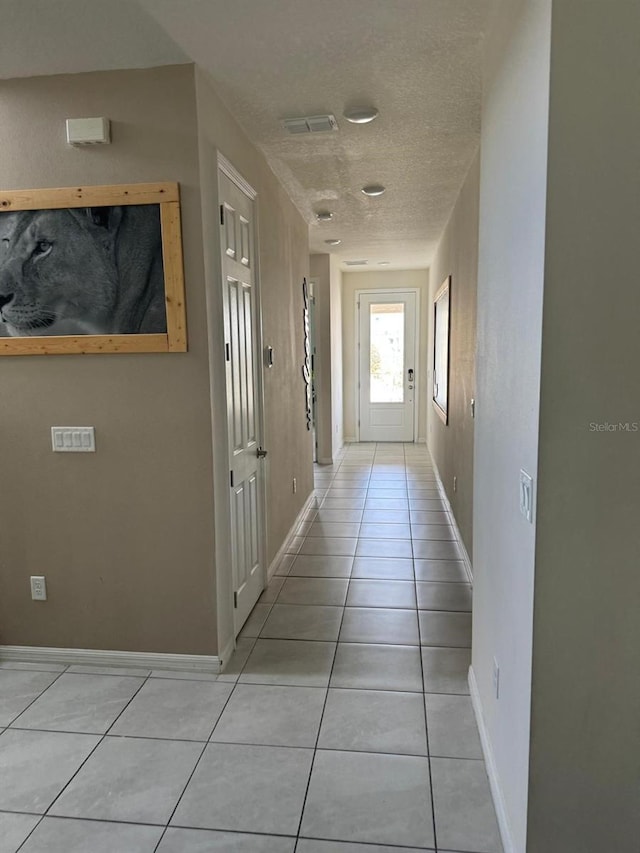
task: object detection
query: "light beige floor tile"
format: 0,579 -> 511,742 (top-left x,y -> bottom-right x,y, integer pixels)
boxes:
109,679 -> 233,740
361,509 -> 411,523
419,611 -> 472,647
411,524 -> 457,540
351,557 -> 414,580
277,577 -> 349,606
49,737 -> 202,824
414,560 -> 468,582
431,758 -> 503,853
289,554 -> 353,578
297,840 -> 431,853
318,688 -> 427,755
359,522 -> 411,539
239,603 -> 272,638
172,743 -> 313,835
347,579 -> 416,609
20,817 -> 162,853
425,693 -> 483,759
158,828 -> 296,852
211,683 -> 326,747
0,670 -> 60,726
0,729 -> 101,813
421,647 -> 471,694
413,540 -> 463,561
298,538 -> 358,557
0,812 -> 41,851
240,639 -> 336,687
300,750 -> 434,847
11,673 -> 144,735
417,582 -> 472,612
307,522 -> 361,538
331,643 -> 423,692
340,607 -> 419,645
355,539 -> 413,559
261,604 -> 343,641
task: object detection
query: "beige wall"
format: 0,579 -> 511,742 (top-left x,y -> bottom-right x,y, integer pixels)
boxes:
427,153 -> 479,557
342,269 -> 429,442
0,65 -> 217,655
0,63 -> 313,660
309,253 -> 343,463
528,1 -> 640,849
195,71 -> 313,651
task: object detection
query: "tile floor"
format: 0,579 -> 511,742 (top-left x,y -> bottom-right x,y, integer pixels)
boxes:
0,443 -> 502,853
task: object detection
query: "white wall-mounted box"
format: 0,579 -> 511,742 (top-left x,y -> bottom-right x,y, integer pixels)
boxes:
66,117 -> 111,146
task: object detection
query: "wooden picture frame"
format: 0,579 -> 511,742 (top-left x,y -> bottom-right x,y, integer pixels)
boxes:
433,275 -> 451,424
0,182 -> 187,355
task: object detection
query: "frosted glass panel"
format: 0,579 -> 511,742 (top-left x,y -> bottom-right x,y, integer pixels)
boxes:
369,303 -> 404,403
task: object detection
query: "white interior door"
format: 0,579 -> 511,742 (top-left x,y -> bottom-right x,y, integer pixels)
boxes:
358,291 -> 417,442
219,171 -> 265,635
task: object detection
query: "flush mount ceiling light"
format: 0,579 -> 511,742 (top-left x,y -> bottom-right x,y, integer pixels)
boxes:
316,211 -> 334,222
378,261 -> 390,265
325,239 -> 341,245
362,184 -> 386,197
345,260 -> 369,266
343,107 -> 379,124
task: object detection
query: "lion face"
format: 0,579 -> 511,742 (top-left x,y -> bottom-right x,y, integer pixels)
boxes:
0,209 -> 120,336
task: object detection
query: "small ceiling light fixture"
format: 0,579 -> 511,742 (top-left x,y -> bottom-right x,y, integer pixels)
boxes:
316,211 -> 334,222
345,260 -> 369,266
325,239 -> 342,245
378,261 -> 391,265
343,107 -> 379,124
362,184 -> 386,197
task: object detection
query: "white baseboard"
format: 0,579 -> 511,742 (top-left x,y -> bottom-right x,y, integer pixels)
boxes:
317,456 -> 333,465
266,490 -> 317,581
430,463 -> 474,583
0,645 -> 220,673
343,435 -> 357,443
469,666 -> 517,853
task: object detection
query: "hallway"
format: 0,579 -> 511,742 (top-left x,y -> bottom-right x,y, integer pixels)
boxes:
0,443 -> 501,853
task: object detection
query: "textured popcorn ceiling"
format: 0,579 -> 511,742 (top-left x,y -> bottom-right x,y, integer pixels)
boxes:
0,0 -> 496,270
140,0 -> 496,270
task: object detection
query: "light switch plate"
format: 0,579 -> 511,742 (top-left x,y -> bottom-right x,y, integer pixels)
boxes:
51,427 -> 96,452
519,469 -> 534,523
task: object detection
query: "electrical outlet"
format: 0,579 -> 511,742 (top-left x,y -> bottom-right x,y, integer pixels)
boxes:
30,576 -> 47,601
453,476 -> 457,493
292,477 -> 297,494
493,657 -> 500,699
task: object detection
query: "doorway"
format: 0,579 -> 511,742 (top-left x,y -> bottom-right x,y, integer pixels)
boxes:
218,162 -> 267,637
357,290 -> 419,442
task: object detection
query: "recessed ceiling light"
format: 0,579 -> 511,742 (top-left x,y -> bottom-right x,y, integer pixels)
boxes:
362,184 -> 386,197
325,239 -> 341,245
378,261 -> 390,265
344,107 -> 379,124
316,211 -> 334,222
345,260 -> 369,266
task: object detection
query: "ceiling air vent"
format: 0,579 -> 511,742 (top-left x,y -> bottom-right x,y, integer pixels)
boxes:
345,260 -> 369,266
283,114 -> 338,134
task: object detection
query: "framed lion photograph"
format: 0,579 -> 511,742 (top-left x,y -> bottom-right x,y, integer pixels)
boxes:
0,182 -> 187,355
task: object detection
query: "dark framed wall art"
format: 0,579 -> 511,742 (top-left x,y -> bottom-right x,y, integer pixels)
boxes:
0,182 -> 187,355
433,275 -> 451,424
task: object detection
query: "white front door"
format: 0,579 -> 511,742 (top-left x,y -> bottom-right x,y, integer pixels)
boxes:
358,291 -> 417,442
219,171 -> 265,635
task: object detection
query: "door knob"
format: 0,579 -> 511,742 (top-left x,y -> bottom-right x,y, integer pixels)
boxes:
257,447 -> 268,458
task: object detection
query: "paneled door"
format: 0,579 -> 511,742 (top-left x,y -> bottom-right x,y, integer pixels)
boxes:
219,170 -> 265,635
358,291 -> 417,442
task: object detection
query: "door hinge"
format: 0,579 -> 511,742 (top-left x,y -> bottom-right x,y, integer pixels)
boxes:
230,470 -> 234,487
225,342 -> 230,361
233,591 -> 238,608
220,204 -> 225,225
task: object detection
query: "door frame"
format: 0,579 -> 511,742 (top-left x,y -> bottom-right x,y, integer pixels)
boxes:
355,287 -> 421,443
212,152 -> 268,663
